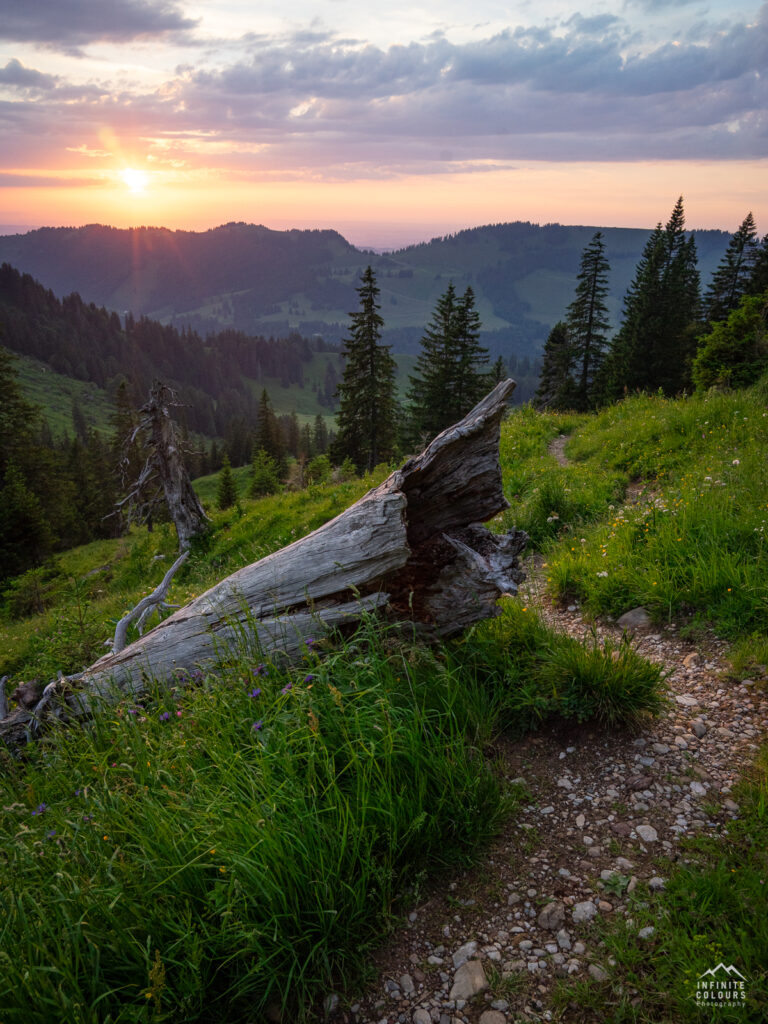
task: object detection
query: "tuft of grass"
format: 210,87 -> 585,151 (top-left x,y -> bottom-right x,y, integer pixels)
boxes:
451,599 -> 665,733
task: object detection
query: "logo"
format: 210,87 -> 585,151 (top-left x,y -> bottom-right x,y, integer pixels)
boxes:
695,964 -> 748,1007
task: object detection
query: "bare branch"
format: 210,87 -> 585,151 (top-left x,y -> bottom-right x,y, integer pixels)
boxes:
112,550 -> 189,653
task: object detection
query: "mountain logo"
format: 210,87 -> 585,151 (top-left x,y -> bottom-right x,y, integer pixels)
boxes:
695,963 -> 748,1007
699,964 -> 747,981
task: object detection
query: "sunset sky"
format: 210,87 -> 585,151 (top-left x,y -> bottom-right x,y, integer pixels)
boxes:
1,0 -> 766,247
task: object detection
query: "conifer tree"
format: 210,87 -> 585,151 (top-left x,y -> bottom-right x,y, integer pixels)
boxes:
255,389 -> 287,478
313,414 -> 329,454
216,454 -> 238,510
601,198 -> 700,399
565,231 -> 611,410
535,322 -> 576,409
490,355 -> 508,385
248,449 -> 279,498
704,213 -> 759,323
747,232 -> 768,297
331,266 -> 397,472
452,286 -> 490,411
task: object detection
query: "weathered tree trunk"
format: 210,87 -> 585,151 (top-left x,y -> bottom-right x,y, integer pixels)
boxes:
117,382 -> 210,550
0,380 -> 526,752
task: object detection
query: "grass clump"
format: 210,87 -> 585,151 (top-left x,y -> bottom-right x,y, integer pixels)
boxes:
554,746 -> 768,1023
452,599 -> 665,733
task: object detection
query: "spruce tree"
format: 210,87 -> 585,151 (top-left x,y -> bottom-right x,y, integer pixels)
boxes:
704,213 -> 759,323
565,231 -> 611,410
452,286 -> 490,411
248,449 -> 279,498
407,283 -> 458,441
331,266 -> 397,472
216,454 -> 238,510
602,198 -> 700,398
535,322 -> 576,409
747,232 -> 768,297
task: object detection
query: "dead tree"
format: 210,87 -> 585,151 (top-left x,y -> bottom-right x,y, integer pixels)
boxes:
0,380 -> 526,752
117,382 -> 209,550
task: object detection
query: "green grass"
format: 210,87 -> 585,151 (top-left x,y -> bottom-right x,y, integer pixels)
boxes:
541,388 -> 768,637
553,748 -> 768,1023
0,606 -> 662,1023
13,351 -> 116,436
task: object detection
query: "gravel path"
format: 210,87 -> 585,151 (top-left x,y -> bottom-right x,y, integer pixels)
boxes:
339,444 -> 768,1024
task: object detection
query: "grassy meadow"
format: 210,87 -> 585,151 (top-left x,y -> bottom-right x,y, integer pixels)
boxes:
2,380 -> 768,1021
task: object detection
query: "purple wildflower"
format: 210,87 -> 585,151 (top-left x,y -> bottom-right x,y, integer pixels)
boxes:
305,637 -> 315,648
252,720 -> 263,731
159,711 -> 171,721
303,674 -> 315,684
46,829 -> 57,839
280,682 -> 293,695
255,663 -> 268,676
249,687 -> 262,699
127,709 -> 138,715
31,803 -> 48,816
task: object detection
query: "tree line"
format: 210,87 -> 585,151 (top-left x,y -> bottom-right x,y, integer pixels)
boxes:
536,200 -> 768,410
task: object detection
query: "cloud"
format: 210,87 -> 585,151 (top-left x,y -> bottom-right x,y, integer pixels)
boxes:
0,0 -> 197,50
0,59 -> 57,92
0,5 -> 767,179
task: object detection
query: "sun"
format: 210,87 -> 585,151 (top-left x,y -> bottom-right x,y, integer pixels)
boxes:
120,168 -> 149,193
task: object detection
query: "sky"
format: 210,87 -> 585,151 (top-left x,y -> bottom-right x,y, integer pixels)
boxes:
0,0 -> 766,247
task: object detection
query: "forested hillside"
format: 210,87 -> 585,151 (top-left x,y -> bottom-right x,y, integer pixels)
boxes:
0,220 -> 731,355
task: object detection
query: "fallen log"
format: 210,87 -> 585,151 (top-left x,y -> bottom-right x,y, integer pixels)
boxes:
0,380 -> 527,751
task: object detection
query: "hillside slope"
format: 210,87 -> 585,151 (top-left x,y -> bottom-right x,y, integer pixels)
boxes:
0,220 -> 731,355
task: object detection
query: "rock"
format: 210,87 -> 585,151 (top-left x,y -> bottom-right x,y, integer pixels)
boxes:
491,1000 -> 510,1012
537,901 -> 566,931
638,926 -> 655,939
451,941 -> 478,968
690,720 -> 707,738
683,652 -> 701,669
674,736 -> 689,749
557,928 -> 572,950
652,743 -> 670,754
635,824 -> 658,843
384,978 -> 401,997
616,857 -> 635,871
588,964 -> 609,982
648,877 -> 666,892
576,813 -> 586,828
323,993 -> 340,1015
724,798 -> 739,813
400,974 -> 416,997
479,1013 -> 507,1024
572,901 -> 598,924
675,695 -> 699,707
690,781 -> 707,797
557,777 -> 573,789
611,822 -> 632,837
413,1011 -> 432,1024
449,960 -> 488,1001
716,727 -> 734,739
573,941 -> 587,954
617,607 -> 652,631
627,774 -> 653,791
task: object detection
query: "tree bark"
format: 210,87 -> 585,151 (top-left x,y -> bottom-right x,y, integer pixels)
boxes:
0,380 -> 526,751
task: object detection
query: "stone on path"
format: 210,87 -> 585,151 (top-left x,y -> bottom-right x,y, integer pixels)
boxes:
638,926 -> 656,939
572,901 -> 598,924
635,824 -> 658,843
479,1013 -> 507,1024
449,960 -> 488,1001
537,901 -> 566,931
588,964 -> 609,982
616,607 -> 652,631
452,941 -> 478,969
412,1010 -> 431,1024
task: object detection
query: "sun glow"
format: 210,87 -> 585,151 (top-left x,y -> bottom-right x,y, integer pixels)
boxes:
120,168 -> 149,193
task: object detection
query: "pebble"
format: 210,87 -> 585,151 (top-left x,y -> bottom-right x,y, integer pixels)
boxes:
638,926 -> 655,940
588,964 -> 609,982
449,961 -> 487,1001
635,824 -> 658,843
572,901 -> 598,924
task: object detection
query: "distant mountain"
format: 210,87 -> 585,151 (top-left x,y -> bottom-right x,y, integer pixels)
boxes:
0,219 -> 732,358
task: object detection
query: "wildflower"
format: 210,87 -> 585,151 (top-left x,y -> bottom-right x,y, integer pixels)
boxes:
732,459 -> 740,465
159,711 -> 171,721
249,688 -> 262,699
281,682 -> 293,694
303,674 -> 315,684
255,663 -> 268,676
31,803 -> 48,816
46,829 -> 56,839
252,720 -> 263,731
176,710 -> 182,717
305,637 -> 316,648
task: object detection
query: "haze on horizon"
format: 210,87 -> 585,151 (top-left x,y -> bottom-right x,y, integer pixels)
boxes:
0,0 -> 766,250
